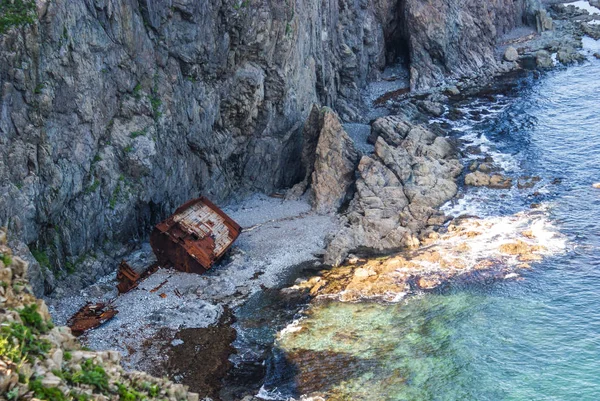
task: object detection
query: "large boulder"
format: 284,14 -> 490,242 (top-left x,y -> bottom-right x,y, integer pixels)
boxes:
310,109 -> 359,214
286,106 -> 359,214
504,46 -> 519,62
324,116 -> 462,266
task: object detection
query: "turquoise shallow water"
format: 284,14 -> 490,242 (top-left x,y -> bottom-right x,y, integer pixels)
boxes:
260,45 -> 600,400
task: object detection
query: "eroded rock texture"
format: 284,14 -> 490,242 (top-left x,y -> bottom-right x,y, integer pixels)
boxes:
404,0 -> 545,89
0,0 -> 392,293
325,116 -> 462,266
0,0 -> 544,293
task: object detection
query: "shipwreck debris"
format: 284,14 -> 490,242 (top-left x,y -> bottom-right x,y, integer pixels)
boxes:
150,196 -> 242,274
116,260 -> 159,294
67,302 -> 118,336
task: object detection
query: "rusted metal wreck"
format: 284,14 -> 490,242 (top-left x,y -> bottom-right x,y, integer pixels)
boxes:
150,196 -> 242,274
67,302 -> 118,336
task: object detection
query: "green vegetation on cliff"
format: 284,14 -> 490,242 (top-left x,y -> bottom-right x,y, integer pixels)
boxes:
0,0 -> 36,34
0,228 -> 200,401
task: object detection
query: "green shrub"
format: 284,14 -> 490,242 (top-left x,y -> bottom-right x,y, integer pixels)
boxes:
0,0 -> 37,34
85,179 -> 101,194
29,378 -> 69,401
1,253 -> 12,266
0,321 -> 51,364
133,83 -> 142,99
31,248 -> 50,269
70,359 -> 110,393
19,303 -> 52,334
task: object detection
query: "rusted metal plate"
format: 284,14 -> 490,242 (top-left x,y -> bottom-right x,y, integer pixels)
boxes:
150,196 -> 241,274
116,260 -> 140,293
116,260 -> 159,294
67,302 -> 118,336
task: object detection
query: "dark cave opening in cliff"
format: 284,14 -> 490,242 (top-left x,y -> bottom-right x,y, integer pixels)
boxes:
381,1 -> 412,92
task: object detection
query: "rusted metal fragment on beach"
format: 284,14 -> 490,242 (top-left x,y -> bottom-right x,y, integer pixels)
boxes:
149,279 -> 168,293
150,196 -> 242,274
116,260 -> 159,294
67,302 -> 118,336
116,261 -> 140,293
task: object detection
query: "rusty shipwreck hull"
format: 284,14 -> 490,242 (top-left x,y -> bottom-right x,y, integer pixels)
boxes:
150,196 -> 241,274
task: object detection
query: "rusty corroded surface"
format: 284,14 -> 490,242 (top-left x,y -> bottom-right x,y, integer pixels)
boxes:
116,261 -> 159,294
116,260 -> 140,294
150,196 -> 242,274
67,302 -> 118,336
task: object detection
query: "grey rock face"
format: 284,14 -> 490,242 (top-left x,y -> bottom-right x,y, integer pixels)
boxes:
0,0 -> 391,293
0,0 -> 543,293
310,109 -> 359,214
403,0 -> 544,89
324,116 -> 462,266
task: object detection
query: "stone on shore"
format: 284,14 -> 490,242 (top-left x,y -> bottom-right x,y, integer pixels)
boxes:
465,171 -> 512,189
504,46 -> 519,62
536,50 -> 553,68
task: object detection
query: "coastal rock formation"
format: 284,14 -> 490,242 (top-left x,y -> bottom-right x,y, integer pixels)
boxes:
299,212 -> 563,302
324,116 -> 462,266
0,0 -> 391,293
0,0 -> 546,293
404,0 -> 547,89
286,106 -> 359,214
310,109 -> 359,214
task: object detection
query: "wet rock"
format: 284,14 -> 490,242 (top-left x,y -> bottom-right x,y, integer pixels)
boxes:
489,174 -> 513,189
465,171 -> 491,186
465,172 -> 512,189
504,46 -> 519,62
517,176 -> 541,189
444,85 -> 461,96
417,100 -> 445,117
581,22 -> 600,40
594,53 -> 600,60
557,46 -> 585,65
536,50 -> 553,69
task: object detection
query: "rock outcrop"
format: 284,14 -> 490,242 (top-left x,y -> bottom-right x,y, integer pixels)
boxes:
288,106 -> 358,214
403,0 -> 546,89
0,228 -> 200,401
0,0 -> 391,293
324,116 -> 462,266
310,109 -> 359,214
0,0 -> 546,293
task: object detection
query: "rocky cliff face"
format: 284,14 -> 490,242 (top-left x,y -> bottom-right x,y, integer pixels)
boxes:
404,0 -> 545,89
0,0 -> 543,294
